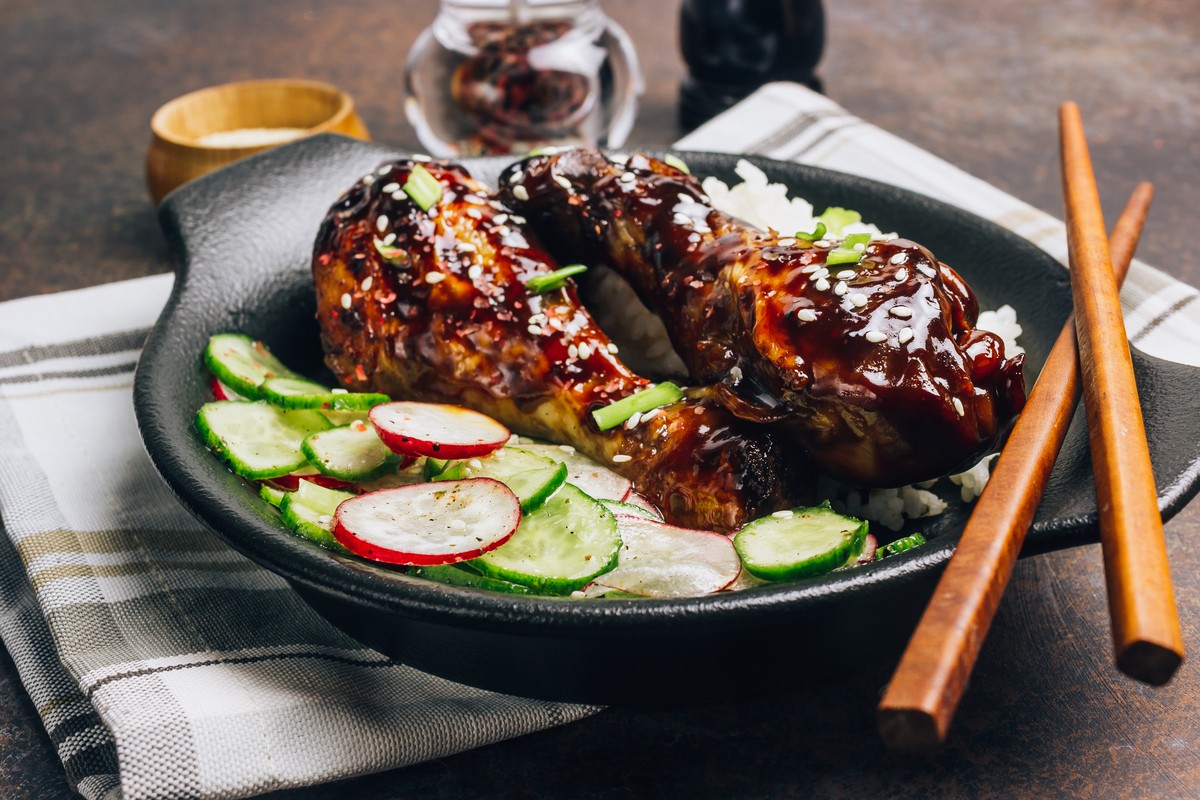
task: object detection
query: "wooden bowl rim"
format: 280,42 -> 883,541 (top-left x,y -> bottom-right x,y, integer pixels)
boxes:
149,78 -> 357,152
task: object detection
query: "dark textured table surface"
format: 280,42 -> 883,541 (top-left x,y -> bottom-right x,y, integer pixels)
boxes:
3,1 -> 1199,798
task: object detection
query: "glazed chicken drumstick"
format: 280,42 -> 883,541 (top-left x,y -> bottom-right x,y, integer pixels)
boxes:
498,148 -> 1027,487
312,158 -> 797,531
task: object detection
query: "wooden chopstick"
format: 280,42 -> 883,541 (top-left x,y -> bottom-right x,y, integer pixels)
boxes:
1058,101 -> 1184,684
877,175 -> 1156,754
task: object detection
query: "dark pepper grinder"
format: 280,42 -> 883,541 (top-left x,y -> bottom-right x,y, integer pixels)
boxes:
678,0 -> 825,131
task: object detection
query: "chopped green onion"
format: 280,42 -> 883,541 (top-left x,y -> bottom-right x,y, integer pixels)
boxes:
815,206 -> 862,236
663,154 -> 690,174
524,264 -> 588,294
592,382 -> 684,431
826,248 -> 863,266
373,238 -> 408,262
795,221 -> 827,242
843,233 -> 872,250
403,164 -> 443,212
874,531 -> 927,560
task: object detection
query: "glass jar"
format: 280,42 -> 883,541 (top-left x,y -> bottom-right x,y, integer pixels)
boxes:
405,0 -> 643,156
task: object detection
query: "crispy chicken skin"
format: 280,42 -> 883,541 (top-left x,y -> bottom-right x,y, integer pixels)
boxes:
498,148 -> 1026,486
312,158 -> 797,531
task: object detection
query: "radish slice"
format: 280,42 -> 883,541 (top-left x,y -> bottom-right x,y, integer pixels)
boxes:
369,402 -> 510,459
210,376 -> 247,402
332,478 -> 521,566
267,473 -> 354,492
857,533 -> 878,565
593,514 -> 741,598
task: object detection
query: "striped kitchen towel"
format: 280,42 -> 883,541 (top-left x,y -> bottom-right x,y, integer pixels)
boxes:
0,275 -> 596,800
2,81 -> 1199,800
676,82 -> 1200,368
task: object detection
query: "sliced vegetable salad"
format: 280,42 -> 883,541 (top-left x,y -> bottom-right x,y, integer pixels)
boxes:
196,333 -> 927,598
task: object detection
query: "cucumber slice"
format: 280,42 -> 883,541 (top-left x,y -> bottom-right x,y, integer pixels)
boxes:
600,499 -> 663,521
203,334 -> 300,399
259,483 -> 287,508
513,443 -> 632,501
302,422 -> 401,481
733,502 -> 869,581
280,480 -> 354,552
409,564 -> 532,594
196,401 -> 331,480
424,457 -> 465,481
471,483 -> 621,594
458,447 -> 568,513
261,377 -> 390,411
593,515 -> 741,598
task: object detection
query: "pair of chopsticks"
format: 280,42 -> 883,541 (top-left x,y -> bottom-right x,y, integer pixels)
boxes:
877,102 -> 1184,754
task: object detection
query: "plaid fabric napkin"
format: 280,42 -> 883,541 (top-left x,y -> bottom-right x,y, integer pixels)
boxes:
2,82 -> 1198,800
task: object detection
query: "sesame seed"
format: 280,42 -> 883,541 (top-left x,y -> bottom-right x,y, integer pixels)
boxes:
391,190 -> 405,201
641,407 -> 662,422
624,411 -> 642,430
853,242 -> 866,252
340,292 -> 352,309
425,272 -> 446,284
836,269 -> 857,281
362,174 -> 376,186
864,330 -> 887,343
890,305 -> 913,318
468,264 -> 483,280
466,207 -> 482,219
677,193 -> 695,204
559,445 -> 575,453
620,172 -> 636,183
332,388 -> 349,395
898,327 -> 914,344
509,170 -> 524,185
512,185 -> 529,201
553,174 -> 572,190
777,237 -> 798,247
376,215 -> 388,233
468,458 -> 483,470
889,252 -> 908,265
729,366 -> 743,382
848,292 -> 868,308
918,264 -> 937,278
811,267 -> 830,281
952,397 -> 965,417
612,454 -> 632,463
814,239 -> 831,248
894,268 -> 908,282
457,242 -> 477,252
382,182 -> 400,193
361,276 -> 373,291
796,308 -> 818,322
450,518 -> 466,530
607,343 -> 619,353
527,324 -> 542,335
815,278 -> 831,292
772,510 -> 794,519
494,225 -> 510,237
834,281 -> 848,296
673,212 -> 691,226
568,344 -> 578,358
494,213 -> 509,224
382,232 -> 397,246
413,154 -> 431,162
577,343 -> 592,359
511,215 -> 526,224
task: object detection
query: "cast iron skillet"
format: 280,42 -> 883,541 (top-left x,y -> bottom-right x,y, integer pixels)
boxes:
135,134 -> 1200,705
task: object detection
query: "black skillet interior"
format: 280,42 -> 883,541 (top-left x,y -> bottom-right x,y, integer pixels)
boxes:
134,134 -> 1200,704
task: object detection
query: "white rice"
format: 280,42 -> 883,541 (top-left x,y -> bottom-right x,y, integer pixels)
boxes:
588,158 -> 1022,530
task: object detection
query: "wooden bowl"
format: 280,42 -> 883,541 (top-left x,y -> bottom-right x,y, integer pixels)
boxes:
146,79 -> 370,204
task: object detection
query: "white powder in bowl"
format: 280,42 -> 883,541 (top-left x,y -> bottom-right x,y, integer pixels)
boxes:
197,127 -> 308,148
